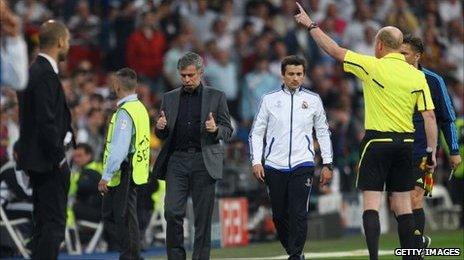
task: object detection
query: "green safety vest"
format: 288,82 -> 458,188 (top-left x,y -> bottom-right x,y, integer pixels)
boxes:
68,161 -> 103,197
103,99 -> 150,187
67,161 -> 103,226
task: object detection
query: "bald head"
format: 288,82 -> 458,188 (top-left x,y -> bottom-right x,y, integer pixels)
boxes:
376,26 -> 403,50
39,20 -> 68,49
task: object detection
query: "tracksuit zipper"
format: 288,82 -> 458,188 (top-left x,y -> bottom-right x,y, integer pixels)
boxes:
289,93 -> 294,168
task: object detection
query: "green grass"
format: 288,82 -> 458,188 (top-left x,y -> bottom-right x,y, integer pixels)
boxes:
150,229 -> 464,259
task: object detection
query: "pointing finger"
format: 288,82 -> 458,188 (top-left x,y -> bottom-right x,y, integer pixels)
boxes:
160,110 -> 165,118
296,2 -> 304,13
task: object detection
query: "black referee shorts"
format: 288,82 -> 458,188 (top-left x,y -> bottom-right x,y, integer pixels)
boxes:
356,130 -> 415,192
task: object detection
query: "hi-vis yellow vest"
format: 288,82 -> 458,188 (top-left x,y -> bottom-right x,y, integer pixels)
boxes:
103,100 -> 150,187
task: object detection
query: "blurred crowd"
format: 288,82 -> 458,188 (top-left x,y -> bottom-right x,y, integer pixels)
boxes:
0,0 -> 463,242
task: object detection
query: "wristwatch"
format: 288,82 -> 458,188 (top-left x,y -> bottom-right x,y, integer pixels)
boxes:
308,22 -> 319,31
323,163 -> 334,171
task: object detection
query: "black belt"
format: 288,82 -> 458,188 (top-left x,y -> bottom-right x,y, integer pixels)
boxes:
364,130 -> 414,142
176,147 -> 201,153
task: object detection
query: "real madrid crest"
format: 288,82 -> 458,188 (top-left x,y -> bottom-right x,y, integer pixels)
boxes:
276,100 -> 282,108
302,101 -> 308,109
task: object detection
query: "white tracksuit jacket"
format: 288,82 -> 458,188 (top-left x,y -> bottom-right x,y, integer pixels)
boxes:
249,86 -> 333,171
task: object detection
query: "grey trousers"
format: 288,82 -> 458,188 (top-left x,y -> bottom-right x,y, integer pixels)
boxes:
164,151 -> 216,260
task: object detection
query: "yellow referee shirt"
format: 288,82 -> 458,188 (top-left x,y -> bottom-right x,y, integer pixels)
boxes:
343,51 -> 434,133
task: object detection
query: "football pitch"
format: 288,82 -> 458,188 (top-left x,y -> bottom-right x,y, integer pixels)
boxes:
151,229 -> 463,259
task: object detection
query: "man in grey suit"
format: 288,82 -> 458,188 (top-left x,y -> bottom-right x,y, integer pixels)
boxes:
153,52 -> 233,260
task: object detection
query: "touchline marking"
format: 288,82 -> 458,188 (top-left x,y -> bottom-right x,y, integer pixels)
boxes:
214,249 -> 394,259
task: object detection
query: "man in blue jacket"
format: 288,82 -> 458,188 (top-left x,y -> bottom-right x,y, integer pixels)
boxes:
400,34 -> 461,247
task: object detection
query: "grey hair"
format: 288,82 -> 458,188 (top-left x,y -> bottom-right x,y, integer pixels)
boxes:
115,67 -> 138,91
177,52 -> 204,70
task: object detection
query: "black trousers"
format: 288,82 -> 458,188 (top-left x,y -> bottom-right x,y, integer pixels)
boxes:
265,166 -> 314,258
102,166 -> 140,260
164,151 -> 216,260
28,163 -> 70,260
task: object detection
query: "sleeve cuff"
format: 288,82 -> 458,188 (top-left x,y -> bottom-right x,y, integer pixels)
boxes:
322,158 -> 333,164
102,173 -> 112,182
450,150 -> 460,156
252,160 -> 262,166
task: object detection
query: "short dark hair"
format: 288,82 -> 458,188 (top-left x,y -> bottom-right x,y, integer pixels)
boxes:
116,68 -> 138,91
402,34 -> 424,54
281,55 -> 307,75
76,143 -> 94,157
39,20 -> 68,49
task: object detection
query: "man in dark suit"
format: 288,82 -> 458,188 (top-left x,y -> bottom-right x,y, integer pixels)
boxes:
17,20 -> 73,259
154,52 -> 233,260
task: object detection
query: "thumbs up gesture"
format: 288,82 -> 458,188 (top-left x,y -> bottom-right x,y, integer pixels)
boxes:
156,110 -> 167,130
205,112 -> 217,133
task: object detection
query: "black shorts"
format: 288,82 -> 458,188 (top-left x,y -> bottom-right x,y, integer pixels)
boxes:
356,130 -> 415,192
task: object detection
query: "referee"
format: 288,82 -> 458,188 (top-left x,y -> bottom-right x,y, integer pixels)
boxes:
295,3 -> 438,260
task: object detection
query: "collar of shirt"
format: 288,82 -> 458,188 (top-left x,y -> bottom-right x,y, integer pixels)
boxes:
281,84 -> 301,95
383,52 -> 406,62
38,53 -> 59,74
182,83 -> 202,96
117,93 -> 138,106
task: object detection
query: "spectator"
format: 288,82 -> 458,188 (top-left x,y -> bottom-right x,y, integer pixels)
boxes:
438,0 -> 462,24
68,0 -> 101,47
385,0 -> 419,35
273,0 -> 298,37
343,3 -> 380,49
163,31 -> 191,90
421,0 -> 443,28
329,93 -> 363,192
420,29 -> 447,72
15,0 -> 51,26
71,143 -> 102,223
207,18 -> 234,52
243,35 -> 270,74
126,10 -> 167,93
76,108 -> 106,160
230,29 -> 252,73
219,0 -> 243,33
204,48 -> 239,119
353,25 -> 376,56
446,19 -> 464,82
240,57 -> 280,124
269,40 -> 289,78
157,0 -> 183,43
187,0 -> 216,44
1,0 -> 29,91
321,2 -> 347,37
370,0 -> 393,23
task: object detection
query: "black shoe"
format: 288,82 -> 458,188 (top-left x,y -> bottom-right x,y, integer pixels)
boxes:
288,254 -> 305,260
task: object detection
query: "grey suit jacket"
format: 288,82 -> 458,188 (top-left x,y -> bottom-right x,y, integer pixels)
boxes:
153,86 -> 233,180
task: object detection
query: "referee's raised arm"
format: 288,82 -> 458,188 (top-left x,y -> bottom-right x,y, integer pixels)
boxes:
294,2 -> 347,61
294,2 -> 438,259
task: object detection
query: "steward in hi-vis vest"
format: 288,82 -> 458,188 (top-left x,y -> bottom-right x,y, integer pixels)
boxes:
103,100 -> 150,187
98,68 -> 150,259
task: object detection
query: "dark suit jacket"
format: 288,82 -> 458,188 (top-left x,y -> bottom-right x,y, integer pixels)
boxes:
17,56 -> 73,173
153,86 -> 233,180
